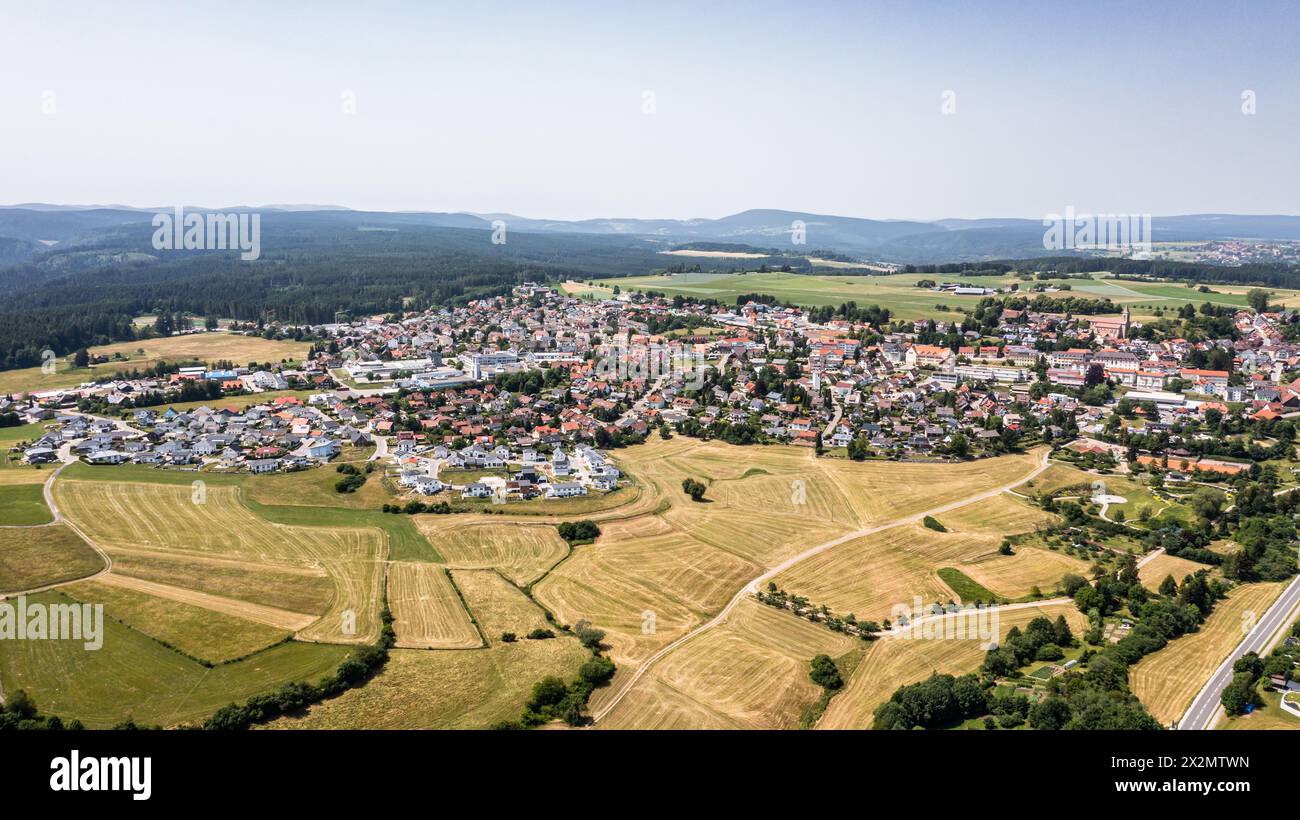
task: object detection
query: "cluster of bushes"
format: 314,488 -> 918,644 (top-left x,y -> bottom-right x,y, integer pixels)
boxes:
382,500 -> 453,514
335,467 -> 367,493
681,477 -> 707,501
980,615 -> 1075,677
808,655 -> 843,690
0,690 -> 84,731
494,622 -> 616,729
200,608 -> 396,730
556,520 -> 601,544
921,515 -> 946,533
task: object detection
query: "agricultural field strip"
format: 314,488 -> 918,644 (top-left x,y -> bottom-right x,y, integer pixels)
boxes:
592,448 -> 1056,722
51,479 -> 388,644
89,571 -> 317,631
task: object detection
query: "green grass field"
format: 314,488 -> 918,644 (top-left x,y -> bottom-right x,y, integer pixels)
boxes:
0,483 -> 52,525
0,525 -> 104,593
598,270 -> 1300,322
0,592 -> 350,727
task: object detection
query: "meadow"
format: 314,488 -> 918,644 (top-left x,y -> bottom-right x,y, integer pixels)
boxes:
0,592 -> 350,728
0,524 -> 104,593
577,270 -> 1300,324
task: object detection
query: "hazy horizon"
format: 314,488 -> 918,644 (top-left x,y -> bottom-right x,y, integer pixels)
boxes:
3,0 -> 1297,221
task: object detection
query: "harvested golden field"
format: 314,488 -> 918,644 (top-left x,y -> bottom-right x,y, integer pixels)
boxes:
774,486 -> 1069,614
63,578 -> 290,663
599,598 -> 858,729
817,603 -> 1088,729
1026,463 -> 1096,496
821,449 -> 1045,527
264,640 -> 590,729
412,521 -> 568,585
774,526 -> 956,620
534,528 -> 758,672
53,480 -> 386,644
0,524 -> 104,593
1132,582 -> 1285,726
958,547 -> 1089,599
1138,553 -> 1217,592
940,494 -> 1055,536
387,562 -> 482,649
107,547 -> 335,615
451,569 -> 552,640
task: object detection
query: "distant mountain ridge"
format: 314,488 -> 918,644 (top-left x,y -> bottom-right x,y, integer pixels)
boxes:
2,204 -> 1300,264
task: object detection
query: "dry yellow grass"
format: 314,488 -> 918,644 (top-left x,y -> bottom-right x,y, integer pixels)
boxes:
958,547 -> 1090,599
1138,553 -> 1217,592
534,528 -> 759,673
773,526 -> 955,621
817,604 -> 1088,729
107,547 -> 334,615
1131,582 -> 1285,726
599,598 -> 857,729
412,521 -> 568,585
264,641 -> 589,729
451,569 -> 552,641
54,480 -> 386,644
387,563 -> 481,649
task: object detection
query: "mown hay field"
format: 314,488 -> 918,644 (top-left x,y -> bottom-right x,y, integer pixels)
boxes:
263,640 -> 590,729
53,479 -> 386,644
1137,553 -> 1218,592
0,332 -> 312,396
451,569 -> 552,640
63,578 -> 290,663
387,563 -> 481,649
411,521 -> 568,585
817,604 -> 1088,729
1131,581 -> 1285,726
598,598 -> 859,729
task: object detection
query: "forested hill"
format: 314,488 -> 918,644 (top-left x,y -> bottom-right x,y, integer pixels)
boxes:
0,215 -> 666,371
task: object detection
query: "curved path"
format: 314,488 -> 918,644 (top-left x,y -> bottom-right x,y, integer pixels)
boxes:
0,430 -> 114,598
592,448 -> 1057,722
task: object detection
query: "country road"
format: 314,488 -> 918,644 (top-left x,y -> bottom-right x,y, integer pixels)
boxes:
1178,573 -> 1300,730
591,448 -> 1057,723
0,416 -> 115,598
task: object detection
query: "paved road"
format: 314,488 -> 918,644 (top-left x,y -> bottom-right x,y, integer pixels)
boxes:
369,435 -> 388,462
821,397 -> 843,439
591,448 -> 1056,723
1178,573 -> 1300,730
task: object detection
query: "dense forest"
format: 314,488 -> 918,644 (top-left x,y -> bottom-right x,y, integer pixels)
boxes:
0,218 -> 666,370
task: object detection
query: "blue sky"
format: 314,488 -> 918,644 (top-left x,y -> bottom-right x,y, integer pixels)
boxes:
1,0 -> 1296,219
